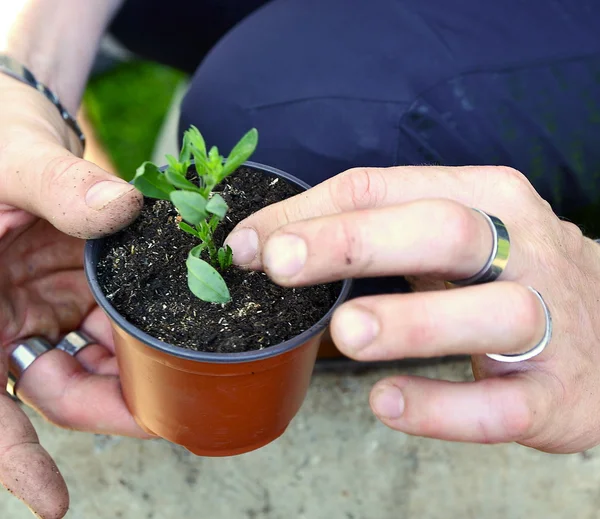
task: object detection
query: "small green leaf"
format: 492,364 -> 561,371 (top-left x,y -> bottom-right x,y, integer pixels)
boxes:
165,169 -> 200,192
218,245 -> 233,270
170,190 -> 208,225
220,128 -> 258,179
179,139 -> 192,163
195,221 -> 210,241
187,252 -> 230,303
165,154 -> 180,172
208,147 -> 223,175
206,194 -> 228,218
191,148 -> 210,173
185,126 -> 206,157
208,214 -> 220,232
133,162 -> 175,200
191,153 -> 211,193
178,222 -> 199,237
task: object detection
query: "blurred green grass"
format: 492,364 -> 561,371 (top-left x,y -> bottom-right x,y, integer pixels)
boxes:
83,60 -> 186,180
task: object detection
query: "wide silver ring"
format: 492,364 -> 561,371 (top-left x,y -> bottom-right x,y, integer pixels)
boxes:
6,337 -> 53,397
486,287 -> 552,363
55,331 -> 94,356
448,208 -> 510,286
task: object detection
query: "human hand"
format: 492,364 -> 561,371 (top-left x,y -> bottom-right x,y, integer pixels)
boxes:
0,74 -> 147,518
225,165 -> 600,454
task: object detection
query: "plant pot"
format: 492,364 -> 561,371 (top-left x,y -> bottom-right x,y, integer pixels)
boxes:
84,162 -> 352,457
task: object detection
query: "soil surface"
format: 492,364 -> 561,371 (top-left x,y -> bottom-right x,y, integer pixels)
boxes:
97,167 -> 341,353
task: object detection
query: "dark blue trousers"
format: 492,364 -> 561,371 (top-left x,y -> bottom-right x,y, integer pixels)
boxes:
112,0 -> 600,218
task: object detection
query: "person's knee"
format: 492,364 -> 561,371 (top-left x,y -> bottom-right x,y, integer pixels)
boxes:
177,0 -> 415,186
180,73 -> 401,187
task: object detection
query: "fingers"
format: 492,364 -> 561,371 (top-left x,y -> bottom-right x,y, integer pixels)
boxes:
67,342 -> 118,377
260,199 -> 501,286
331,282 -> 547,360
0,143 -> 143,239
0,395 -> 69,519
76,307 -> 118,375
15,349 -> 150,439
0,352 -> 69,519
368,373 -> 551,444
225,165 -> 534,268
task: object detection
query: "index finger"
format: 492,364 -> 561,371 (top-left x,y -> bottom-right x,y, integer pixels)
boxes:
225,165 -> 527,269
0,350 -> 69,519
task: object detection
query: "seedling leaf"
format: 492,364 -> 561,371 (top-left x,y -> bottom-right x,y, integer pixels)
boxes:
206,194 -> 228,218
165,168 -> 200,192
133,162 -> 174,200
178,222 -> 198,237
187,250 -> 230,303
218,245 -> 233,270
170,190 -> 208,225
221,128 -> 258,179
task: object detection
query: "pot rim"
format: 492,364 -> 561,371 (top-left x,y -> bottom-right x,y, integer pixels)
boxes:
84,161 -> 353,364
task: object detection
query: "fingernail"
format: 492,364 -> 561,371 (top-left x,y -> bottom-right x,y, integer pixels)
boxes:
86,180 -> 135,211
334,305 -> 379,353
225,228 -> 259,265
372,386 -> 405,419
264,234 -> 307,279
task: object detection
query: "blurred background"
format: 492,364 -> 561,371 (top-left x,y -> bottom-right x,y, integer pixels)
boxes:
2,38 -> 600,519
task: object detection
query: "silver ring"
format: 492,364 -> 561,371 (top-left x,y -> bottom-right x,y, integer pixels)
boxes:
6,337 -> 53,397
55,331 -> 94,356
486,287 -> 552,363
448,208 -> 510,286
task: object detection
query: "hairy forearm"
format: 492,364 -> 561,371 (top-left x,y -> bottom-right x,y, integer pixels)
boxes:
0,0 -> 124,113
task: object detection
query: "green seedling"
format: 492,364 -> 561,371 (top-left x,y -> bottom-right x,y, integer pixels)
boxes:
133,126 -> 258,303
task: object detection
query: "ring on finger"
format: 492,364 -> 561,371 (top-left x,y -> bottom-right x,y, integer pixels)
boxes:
486,286 -> 552,363
55,331 -> 95,357
447,208 -> 510,287
6,337 -> 53,397
6,331 -> 95,398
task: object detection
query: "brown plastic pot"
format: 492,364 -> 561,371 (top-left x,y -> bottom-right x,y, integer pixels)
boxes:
84,162 -> 352,457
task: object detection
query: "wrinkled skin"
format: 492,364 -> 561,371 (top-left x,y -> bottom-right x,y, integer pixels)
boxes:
226,164 -> 600,454
0,75 -> 148,518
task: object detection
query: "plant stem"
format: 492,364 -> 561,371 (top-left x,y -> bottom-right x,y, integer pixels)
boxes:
207,239 -> 218,266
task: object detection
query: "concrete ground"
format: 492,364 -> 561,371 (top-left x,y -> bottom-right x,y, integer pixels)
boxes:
2,360 -> 600,519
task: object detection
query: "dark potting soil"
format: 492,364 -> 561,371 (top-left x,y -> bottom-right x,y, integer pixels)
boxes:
96,167 -> 342,353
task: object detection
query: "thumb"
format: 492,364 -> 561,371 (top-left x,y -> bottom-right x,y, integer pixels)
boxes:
2,143 -> 142,239
0,350 -> 69,519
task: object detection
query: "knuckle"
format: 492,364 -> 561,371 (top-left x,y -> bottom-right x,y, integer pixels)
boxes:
330,168 -> 387,212
501,388 -> 536,440
561,220 -> 584,243
509,284 -> 546,347
483,379 -> 536,442
42,155 -> 81,192
559,220 -> 585,257
430,201 -> 479,264
494,166 -> 534,198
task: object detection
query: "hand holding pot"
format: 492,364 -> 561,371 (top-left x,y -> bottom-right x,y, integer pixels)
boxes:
0,74 -> 147,518
226,165 -> 600,453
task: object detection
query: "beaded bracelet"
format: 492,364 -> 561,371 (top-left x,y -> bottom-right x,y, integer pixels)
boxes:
0,54 -> 85,149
